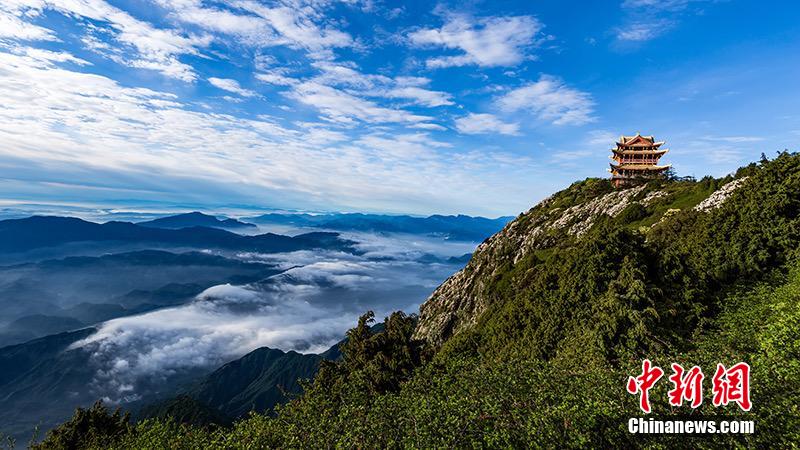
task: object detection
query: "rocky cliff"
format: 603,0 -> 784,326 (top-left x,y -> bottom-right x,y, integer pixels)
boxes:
414,176 -> 749,347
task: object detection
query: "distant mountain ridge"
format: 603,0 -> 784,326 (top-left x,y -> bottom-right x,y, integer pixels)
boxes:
0,328 -> 98,442
139,324 -> 384,425
138,212 -> 256,230
0,249 -> 284,346
142,347 -> 328,424
0,216 -> 356,254
248,213 -> 513,241
0,326 -> 342,441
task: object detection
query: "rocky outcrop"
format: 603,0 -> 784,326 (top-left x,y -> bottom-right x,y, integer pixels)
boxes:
694,177 -> 750,212
414,183 -> 661,347
549,185 -> 647,236
414,176 -> 751,347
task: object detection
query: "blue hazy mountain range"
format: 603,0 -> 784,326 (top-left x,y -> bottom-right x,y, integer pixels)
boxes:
0,211 -> 507,443
139,323 -> 381,425
0,216 -> 354,256
0,326 -> 344,442
0,250 -> 285,347
0,212 -> 506,347
0,214 -> 361,346
247,212 -> 514,241
130,210 -> 513,241
0,320 -> 379,440
138,212 -> 257,230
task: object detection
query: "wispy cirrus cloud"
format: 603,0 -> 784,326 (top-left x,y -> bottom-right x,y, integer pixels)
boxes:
382,86 -> 453,107
209,77 -> 258,97
586,130 -> 619,146
700,135 -> 764,143
256,69 -> 299,86
0,0 -> 788,221
409,14 -> 545,68
614,20 -> 674,42
615,0 -> 711,43
497,75 -> 595,126
0,9 -> 57,41
0,44 -> 537,216
154,0 -> 355,56
1,0 -> 357,82
455,113 -> 520,136
2,0 -> 212,81
308,61 -> 454,107
234,0 -> 355,53
257,60 -> 453,124
621,0 -> 703,11
286,81 -> 434,125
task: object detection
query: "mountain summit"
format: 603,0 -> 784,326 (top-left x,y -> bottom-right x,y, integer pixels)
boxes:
412,167 -> 763,352
138,212 -> 256,230
413,175 -> 740,346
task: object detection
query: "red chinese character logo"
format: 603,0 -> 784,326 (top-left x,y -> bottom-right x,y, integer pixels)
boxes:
627,359 -> 664,413
712,362 -> 751,411
668,363 -> 704,408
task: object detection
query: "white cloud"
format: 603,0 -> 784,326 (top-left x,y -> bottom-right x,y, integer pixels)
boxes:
208,77 -> 258,97
15,45 -> 91,65
3,0 -> 212,81
497,75 -> 595,126
0,45 -> 539,216
0,10 -> 57,41
68,239 -> 466,402
158,0 -> 268,37
235,0 -> 354,52
586,130 -> 618,146
455,113 -> 520,136
409,14 -> 543,68
621,0 -> 698,11
309,61 -> 454,107
410,122 -> 447,131
394,76 -> 431,87
615,21 -> 673,42
75,286 -> 361,401
126,57 -> 199,82
287,81 -> 433,124
155,0 -> 354,55
355,132 -> 452,161
550,150 -> 594,166
256,70 -> 299,86
383,86 -> 453,107
616,0 -> 709,42
311,60 -> 391,88
700,135 -> 764,143
291,122 -> 348,145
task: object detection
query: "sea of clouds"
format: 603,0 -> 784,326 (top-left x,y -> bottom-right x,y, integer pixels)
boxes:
70,230 -> 475,403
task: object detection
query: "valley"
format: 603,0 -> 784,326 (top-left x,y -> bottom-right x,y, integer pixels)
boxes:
0,212 -> 502,445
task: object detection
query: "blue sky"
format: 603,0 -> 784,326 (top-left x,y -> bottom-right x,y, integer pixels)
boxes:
0,0 -> 798,217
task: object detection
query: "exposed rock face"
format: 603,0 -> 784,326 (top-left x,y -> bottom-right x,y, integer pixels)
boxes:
415,184 -> 656,347
694,177 -> 750,212
550,185 -> 646,236
414,176 -> 752,347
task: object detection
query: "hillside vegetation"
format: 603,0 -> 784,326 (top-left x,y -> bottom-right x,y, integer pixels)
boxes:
30,153 -> 800,449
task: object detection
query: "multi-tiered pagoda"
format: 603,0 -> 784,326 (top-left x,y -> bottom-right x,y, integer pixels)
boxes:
609,133 -> 671,187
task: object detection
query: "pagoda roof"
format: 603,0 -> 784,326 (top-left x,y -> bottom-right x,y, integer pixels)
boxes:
616,133 -> 665,148
610,162 -> 671,171
611,147 -> 669,155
